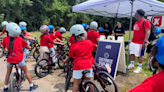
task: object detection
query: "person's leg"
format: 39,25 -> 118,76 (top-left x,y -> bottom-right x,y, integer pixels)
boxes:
20,65 -> 32,84
73,70 -> 82,92
49,48 -> 57,63
146,53 -> 150,64
128,42 -> 135,69
73,79 -> 81,92
4,65 -> 13,89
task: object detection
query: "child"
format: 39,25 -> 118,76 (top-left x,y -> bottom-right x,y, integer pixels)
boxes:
39,25 -> 64,62
20,27 -> 35,60
55,27 -> 66,41
128,35 -> 164,92
48,25 -> 64,68
99,27 -> 105,36
145,28 -> 161,66
3,22 -> 38,92
0,21 -> 8,36
81,23 -> 88,39
63,24 -> 95,92
87,21 -> 100,44
19,21 -> 36,46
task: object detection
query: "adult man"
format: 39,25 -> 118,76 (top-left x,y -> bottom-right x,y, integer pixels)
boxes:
128,9 -> 151,73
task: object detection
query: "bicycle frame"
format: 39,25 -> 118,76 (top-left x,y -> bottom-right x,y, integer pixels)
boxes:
14,65 -> 23,87
29,41 -> 40,52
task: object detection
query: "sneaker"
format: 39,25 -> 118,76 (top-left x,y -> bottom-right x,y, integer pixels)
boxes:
127,64 -> 135,70
4,88 -> 8,92
134,67 -> 142,73
30,84 -> 38,91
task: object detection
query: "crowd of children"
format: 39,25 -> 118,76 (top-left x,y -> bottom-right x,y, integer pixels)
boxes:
1,19 -> 164,92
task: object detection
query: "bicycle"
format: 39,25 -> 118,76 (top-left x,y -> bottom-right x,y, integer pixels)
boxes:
92,63 -> 118,92
6,61 -> 26,92
64,60 -> 101,92
34,46 -> 67,78
78,70 -> 101,92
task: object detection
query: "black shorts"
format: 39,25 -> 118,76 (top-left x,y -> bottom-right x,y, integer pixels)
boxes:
146,44 -> 153,53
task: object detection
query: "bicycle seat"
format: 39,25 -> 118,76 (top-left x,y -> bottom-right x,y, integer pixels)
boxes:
82,70 -> 90,75
45,51 -> 52,55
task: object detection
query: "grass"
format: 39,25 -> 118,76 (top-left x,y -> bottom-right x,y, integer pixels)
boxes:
30,31 -> 163,77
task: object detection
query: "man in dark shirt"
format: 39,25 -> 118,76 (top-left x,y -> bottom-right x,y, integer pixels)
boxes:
114,21 -> 125,40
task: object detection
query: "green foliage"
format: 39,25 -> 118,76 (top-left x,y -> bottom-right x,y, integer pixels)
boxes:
0,0 -> 163,32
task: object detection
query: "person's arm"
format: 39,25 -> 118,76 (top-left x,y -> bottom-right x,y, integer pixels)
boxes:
115,33 -> 125,36
142,29 -> 150,49
53,41 -> 64,45
63,56 -> 72,63
28,33 -> 36,37
0,29 -> 6,36
24,35 -> 35,41
56,38 -> 63,42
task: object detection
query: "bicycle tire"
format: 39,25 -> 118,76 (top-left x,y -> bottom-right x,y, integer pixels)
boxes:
35,53 -> 40,62
58,53 -> 68,69
33,49 -> 40,60
83,80 -> 101,92
98,71 -> 118,92
65,68 -> 72,91
149,57 -> 154,72
35,59 -> 50,78
9,72 -> 19,92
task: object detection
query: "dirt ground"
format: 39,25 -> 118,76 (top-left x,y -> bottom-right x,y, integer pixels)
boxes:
0,56 -> 149,92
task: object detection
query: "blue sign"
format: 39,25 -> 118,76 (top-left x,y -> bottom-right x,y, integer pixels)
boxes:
95,41 -> 120,78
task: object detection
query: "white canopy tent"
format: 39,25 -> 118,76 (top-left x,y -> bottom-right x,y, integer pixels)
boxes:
72,0 -> 164,74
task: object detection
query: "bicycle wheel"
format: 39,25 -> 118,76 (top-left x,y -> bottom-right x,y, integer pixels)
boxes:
35,59 -> 50,78
33,49 -> 40,60
35,53 -> 40,62
0,47 -> 4,58
83,80 -> 101,92
58,53 -> 68,69
149,57 -> 154,72
9,72 -> 19,92
65,68 -> 72,91
98,71 -> 118,92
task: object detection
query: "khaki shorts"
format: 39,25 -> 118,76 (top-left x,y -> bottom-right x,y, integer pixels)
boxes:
40,46 -> 49,59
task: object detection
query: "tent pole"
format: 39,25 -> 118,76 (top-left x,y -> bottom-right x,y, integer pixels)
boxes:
72,11 -> 74,26
127,0 -> 134,74
113,15 -> 117,30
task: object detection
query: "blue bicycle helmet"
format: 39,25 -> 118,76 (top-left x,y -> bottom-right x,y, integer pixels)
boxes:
48,25 -> 54,31
99,28 -> 104,33
156,35 -> 164,65
81,23 -> 87,29
20,27 -> 26,32
155,28 -> 161,35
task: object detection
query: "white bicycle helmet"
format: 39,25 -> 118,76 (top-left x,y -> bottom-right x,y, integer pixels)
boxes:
1,21 -> 8,27
90,21 -> 98,30
19,21 -> 27,27
6,22 -> 21,37
70,24 -> 85,36
59,27 -> 66,33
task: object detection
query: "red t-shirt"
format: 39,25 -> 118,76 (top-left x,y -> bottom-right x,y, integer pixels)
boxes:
87,30 -> 100,44
2,36 -> 27,63
2,28 -> 6,34
132,18 -> 151,44
69,40 -> 95,70
55,31 -> 62,42
69,36 -> 76,45
99,33 -> 105,36
40,34 -> 54,48
24,32 -> 29,36
48,33 -> 56,48
128,70 -> 164,92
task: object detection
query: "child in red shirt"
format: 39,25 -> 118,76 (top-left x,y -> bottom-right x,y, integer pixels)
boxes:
55,27 -> 66,41
87,21 -> 100,44
128,35 -> 164,92
99,27 -> 105,36
3,22 -> 38,92
63,24 -> 95,92
48,25 -> 64,68
0,21 -> 8,36
39,25 -> 64,61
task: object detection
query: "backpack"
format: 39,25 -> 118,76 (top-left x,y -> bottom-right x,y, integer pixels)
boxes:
142,19 -> 156,42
